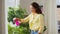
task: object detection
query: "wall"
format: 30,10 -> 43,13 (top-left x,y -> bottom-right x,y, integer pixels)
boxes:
0,0 -> 7,34
44,0 -> 58,34
0,0 -> 2,34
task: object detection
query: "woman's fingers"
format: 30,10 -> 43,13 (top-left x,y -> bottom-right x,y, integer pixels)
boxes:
13,18 -> 20,23
38,33 -> 41,34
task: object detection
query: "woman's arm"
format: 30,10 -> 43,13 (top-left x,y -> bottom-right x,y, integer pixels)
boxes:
20,16 -> 30,23
19,14 -> 31,23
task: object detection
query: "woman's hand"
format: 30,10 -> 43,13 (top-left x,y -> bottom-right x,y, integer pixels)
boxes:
38,30 -> 41,34
38,32 -> 41,34
13,18 -> 21,23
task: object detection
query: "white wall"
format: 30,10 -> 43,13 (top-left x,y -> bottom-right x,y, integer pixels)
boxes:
44,0 -> 58,34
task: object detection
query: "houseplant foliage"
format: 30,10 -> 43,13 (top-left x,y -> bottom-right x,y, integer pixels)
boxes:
8,6 -> 47,34
8,7 -> 26,22
8,7 -> 30,34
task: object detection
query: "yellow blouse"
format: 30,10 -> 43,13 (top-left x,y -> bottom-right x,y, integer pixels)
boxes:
21,13 -> 44,33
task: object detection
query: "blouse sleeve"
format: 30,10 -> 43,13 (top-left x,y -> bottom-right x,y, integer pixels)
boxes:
20,14 -> 31,23
38,14 -> 44,33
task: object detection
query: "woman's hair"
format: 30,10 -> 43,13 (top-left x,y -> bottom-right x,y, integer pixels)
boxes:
31,2 -> 42,14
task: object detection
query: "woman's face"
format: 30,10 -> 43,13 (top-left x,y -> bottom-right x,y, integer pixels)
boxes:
30,5 -> 36,13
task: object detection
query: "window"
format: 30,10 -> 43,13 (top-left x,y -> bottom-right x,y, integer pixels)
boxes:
6,0 -> 20,7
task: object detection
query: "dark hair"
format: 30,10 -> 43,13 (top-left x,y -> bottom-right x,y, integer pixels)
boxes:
31,2 -> 42,14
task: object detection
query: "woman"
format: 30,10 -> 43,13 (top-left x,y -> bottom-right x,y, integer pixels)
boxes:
14,2 -> 44,34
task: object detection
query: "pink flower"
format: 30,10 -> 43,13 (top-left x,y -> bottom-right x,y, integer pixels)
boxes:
15,21 -> 20,26
13,18 -> 21,26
